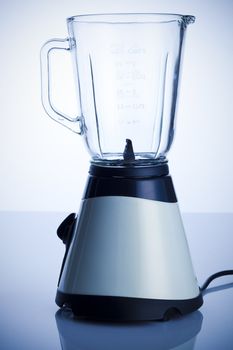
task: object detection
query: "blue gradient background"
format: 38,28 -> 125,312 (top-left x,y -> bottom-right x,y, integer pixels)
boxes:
0,1 -> 233,349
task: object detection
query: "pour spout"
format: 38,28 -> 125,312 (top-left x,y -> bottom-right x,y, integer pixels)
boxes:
123,139 -> 135,162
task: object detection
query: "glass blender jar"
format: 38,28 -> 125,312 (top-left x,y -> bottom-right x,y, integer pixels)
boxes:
41,13 -> 195,165
41,13 -> 203,321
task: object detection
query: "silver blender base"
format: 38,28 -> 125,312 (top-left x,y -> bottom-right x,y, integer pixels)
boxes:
55,164 -> 203,320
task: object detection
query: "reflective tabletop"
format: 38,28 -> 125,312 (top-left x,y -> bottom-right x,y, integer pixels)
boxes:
0,212 -> 232,350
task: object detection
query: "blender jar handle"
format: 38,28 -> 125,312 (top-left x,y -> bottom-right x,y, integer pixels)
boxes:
40,38 -> 82,134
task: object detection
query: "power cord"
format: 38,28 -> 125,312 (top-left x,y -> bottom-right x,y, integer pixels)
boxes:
201,270 -> 233,291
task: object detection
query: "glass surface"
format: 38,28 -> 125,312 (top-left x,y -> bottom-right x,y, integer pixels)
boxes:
0,213 -> 233,350
41,13 -> 195,164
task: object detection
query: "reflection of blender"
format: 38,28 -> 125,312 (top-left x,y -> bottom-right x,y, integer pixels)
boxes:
41,13 -> 203,320
55,308 -> 203,350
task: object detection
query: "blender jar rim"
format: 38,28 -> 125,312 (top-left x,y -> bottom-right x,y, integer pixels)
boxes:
67,13 -> 195,25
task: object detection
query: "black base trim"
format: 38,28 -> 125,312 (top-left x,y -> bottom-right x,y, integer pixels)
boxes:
84,163 -> 177,203
56,291 -> 203,321
89,162 -> 169,178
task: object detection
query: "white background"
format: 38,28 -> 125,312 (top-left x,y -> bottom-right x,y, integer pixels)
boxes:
1,0 -> 233,212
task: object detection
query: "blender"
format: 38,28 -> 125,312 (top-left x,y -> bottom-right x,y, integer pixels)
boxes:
41,13 -> 203,320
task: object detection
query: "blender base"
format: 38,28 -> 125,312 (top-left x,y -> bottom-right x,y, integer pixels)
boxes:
56,163 -> 203,321
56,290 -> 203,321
